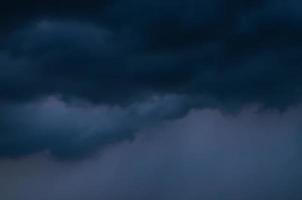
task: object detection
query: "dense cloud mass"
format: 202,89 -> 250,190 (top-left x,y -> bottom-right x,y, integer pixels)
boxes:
0,95 -> 189,159
0,0 -> 302,158
1,0 -> 302,199
1,0 -> 302,106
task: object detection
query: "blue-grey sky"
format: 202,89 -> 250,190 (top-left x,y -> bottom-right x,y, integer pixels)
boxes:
1,0 -> 302,199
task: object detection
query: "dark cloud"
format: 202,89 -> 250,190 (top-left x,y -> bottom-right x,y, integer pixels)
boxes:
0,0 -> 301,107
1,0 -> 302,159
0,0 -> 111,35
0,95 -> 189,159
1,2 -> 302,199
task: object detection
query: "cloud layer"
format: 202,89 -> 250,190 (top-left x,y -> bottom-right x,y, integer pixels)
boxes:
1,0 -> 302,159
0,95 -> 190,159
1,2 -> 302,199
1,0 -> 302,107
1,107 -> 302,200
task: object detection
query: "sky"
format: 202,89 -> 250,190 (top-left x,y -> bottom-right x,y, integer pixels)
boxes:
1,0 -> 302,199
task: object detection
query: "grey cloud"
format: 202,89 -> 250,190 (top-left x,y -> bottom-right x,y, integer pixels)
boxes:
1,107 -> 302,200
1,2 -> 302,199
0,95 -> 189,159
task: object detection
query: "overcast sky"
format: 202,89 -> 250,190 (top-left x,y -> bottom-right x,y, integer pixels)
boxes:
1,0 -> 302,199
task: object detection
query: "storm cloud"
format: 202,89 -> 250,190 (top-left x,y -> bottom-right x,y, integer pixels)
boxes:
1,0 -> 302,107
0,95 -> 190,159
1,1 -> 302,199
1,0 -> 302,159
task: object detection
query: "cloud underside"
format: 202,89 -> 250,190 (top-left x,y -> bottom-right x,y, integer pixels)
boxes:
1,0 -> 302,159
